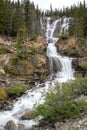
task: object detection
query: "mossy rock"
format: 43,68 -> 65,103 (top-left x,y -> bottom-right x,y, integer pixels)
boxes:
0,88 -> 7,100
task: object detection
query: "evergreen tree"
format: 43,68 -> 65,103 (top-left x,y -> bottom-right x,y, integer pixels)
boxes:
35,5 -> 41,35
24,0 -> 32,37
0,0 -> 5,33
11,0 -> 24,36
4,0 -> 14,35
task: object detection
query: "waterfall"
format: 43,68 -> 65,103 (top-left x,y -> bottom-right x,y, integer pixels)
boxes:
0,17 -> 74,130
46,17 -> 74,82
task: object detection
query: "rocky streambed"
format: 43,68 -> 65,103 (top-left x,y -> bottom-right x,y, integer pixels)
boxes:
0,36 -> 87,130
4,112 -> 87,130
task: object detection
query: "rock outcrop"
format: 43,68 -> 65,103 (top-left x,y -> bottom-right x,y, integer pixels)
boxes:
21,109 -> 34,120
5,120 -> 16,130
57,36 -> 87,76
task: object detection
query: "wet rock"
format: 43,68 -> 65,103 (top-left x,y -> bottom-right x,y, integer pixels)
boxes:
21,109 -> 34,120
4,105 -> 13,110
0,101 -> 5,109
18,124 -> 25,130
3,100 -> 13,110
39,83 -> 45,87
0,100 -> 13,110
5,120 -> 16,130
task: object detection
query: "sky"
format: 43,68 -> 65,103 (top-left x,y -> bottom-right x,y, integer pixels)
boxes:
29,0 -> 85,10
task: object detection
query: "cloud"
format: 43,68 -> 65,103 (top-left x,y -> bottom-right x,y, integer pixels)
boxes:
30,0 -> 84,10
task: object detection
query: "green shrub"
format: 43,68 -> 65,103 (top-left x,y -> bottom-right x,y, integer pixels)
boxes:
0,88 -> 7,100
35,83 -> 80,121
7,83 -> 28,98
70,77 -> 87,95
80,61 -> 87,70
77,99 -> 87,112
64,49 -> 78,56
28,44 -> 37,55
59,34 -> 68,40
0,47 -> 9,54
30,34 -> 37,41
40,74 -> 46,81
34,77 -> 87,122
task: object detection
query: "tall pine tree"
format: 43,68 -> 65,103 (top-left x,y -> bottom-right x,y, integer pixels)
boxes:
0,0 -> 5,34
24,0 -> 32,37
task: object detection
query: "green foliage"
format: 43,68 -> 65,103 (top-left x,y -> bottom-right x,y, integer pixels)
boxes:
30,34 -> 37,41
77,99 -> 87,112
0,47 -> 9,54
4,56 -> 30,77
0,0 -> 41,36
0,0 -> 5,33
40,74 -> 46,81
59,34 -> 68,40
0,88 -> 7,100
64,49 -> 78,56
78,37 -> 85,45
80,61 -> 87,70
34,77 -> 87,122
70,77 -> 87,94
28,44 -> 38,55
7,83 -> 28,98
68,128 -> 79,130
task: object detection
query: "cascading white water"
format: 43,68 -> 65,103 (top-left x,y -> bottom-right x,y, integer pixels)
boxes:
0,17 -> 74,130
46,17 -> 74,82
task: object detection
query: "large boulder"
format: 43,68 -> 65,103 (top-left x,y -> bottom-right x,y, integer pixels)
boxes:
21,109 -> 34,120
5,120 -> 16,130
17,124 -> 25,130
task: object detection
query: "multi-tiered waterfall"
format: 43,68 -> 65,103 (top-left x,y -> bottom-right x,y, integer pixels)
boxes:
0,17 -> 74,130
45,17 -> 74,82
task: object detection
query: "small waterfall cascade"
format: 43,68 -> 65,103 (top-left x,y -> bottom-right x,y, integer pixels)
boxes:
0,17 -> 74,130
45,17 -> 74,82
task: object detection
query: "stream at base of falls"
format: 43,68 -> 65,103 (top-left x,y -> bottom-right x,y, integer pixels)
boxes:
0,17 -> 74,130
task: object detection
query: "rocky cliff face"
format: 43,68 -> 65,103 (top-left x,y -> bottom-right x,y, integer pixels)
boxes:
0,37 -> 48,86
57,36 -> 87,77
57,37 -> 87,57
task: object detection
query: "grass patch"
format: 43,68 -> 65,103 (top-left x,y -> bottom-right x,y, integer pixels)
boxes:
7,83 -> 28,98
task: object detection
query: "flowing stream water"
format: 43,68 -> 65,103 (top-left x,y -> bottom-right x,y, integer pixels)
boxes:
0,17 -> 74,130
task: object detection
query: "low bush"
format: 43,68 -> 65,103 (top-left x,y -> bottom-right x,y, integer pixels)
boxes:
64,49 -> 78,56
59,34 -> 68,40
34,77 -> 87,122
0,47 -> 9,54
30,34 -> 37,41
7,83 -> 28,98
80,61 -> 87,70
70,77 -> 87,95
0,88 -> 7,100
